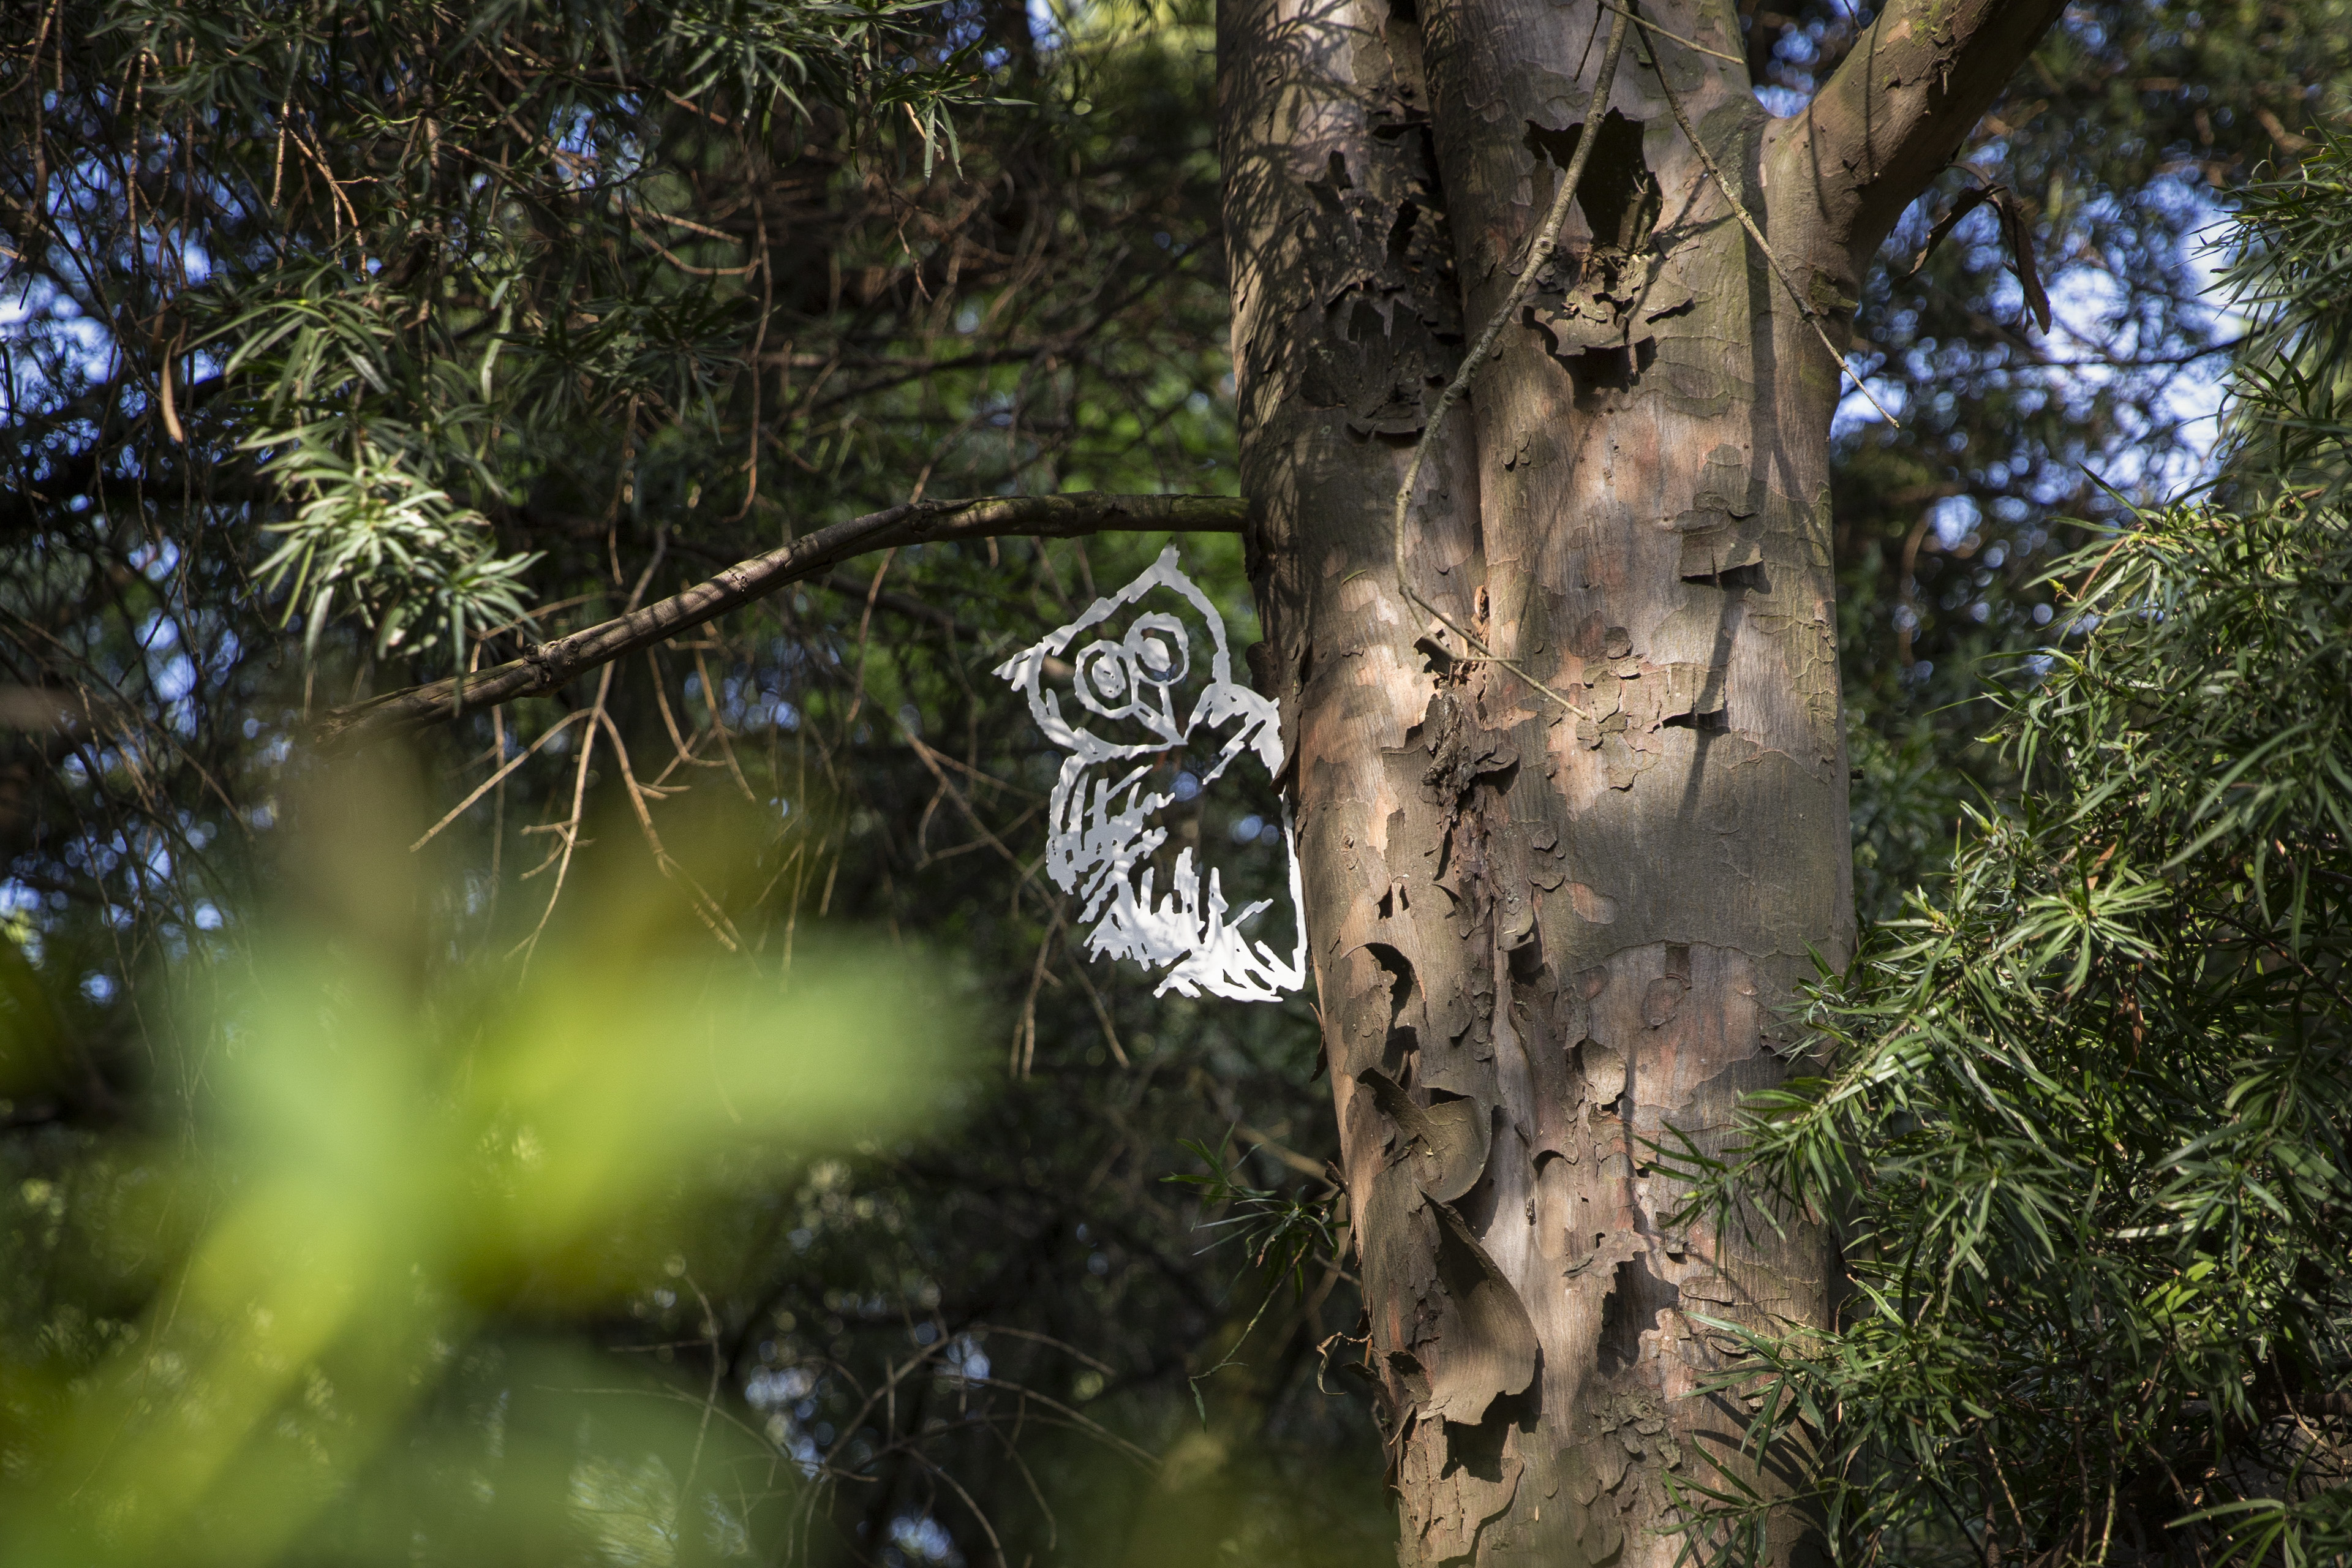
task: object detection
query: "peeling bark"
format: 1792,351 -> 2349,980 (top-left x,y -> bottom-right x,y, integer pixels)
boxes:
1219,2 -> 2067,1564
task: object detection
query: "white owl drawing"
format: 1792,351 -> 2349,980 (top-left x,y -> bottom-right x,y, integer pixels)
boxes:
993,547 -> 1306,1002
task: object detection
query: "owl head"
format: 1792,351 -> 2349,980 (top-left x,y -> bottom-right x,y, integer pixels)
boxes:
995,546 -> 1242,763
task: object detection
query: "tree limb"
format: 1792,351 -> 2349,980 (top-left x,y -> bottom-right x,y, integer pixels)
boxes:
315,492 -> 1249,751
1784,0 -> 2070,260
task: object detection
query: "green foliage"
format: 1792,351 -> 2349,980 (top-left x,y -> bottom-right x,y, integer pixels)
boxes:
1167,1133 -> 1343,1297
1677,132 -> 2352,1568
130,0 -> 1004,666
2228,126 -> 2352,486
1813,0 -> 2352,919
254,428 -> 542,666
1164,1132 -> 1349,1425
0,768 -> 961,1567
3,5 -> 1380,1561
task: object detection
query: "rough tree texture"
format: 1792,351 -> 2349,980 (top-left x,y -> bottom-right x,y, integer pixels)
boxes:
1219,1 -> 2067,1563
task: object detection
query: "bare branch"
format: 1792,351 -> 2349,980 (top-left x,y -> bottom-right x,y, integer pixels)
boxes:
314,492 -> 1249,750
1784,0 -> 2070,260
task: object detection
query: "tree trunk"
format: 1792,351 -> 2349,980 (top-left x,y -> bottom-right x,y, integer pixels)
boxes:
1219,2 -> 2065,1562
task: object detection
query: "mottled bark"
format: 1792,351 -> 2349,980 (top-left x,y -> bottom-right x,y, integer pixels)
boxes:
1218,2 -> 2064,1564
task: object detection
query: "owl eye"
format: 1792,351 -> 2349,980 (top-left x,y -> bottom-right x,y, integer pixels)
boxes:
1123,612 -> 1190,687
1072,641 -> 1140,718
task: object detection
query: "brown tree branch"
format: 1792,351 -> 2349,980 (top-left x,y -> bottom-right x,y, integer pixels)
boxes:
315,492 -> 1249,751
1785,0 -> 2071,260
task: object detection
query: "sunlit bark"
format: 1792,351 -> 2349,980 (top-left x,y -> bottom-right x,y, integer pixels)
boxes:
1221,2 -> 2066,1561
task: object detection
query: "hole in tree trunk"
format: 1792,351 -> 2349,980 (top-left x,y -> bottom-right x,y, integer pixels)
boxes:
1558,336 -> 1657,407
1385,199 -> 1423,262
1523,110 -> 1657,251
1661,707 -> 1728,732
1681,560 -> 1768,592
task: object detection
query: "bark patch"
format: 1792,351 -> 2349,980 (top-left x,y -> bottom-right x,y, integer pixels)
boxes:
1422,1199 -> 1541,1427
1362,1066 -> 1493,1202
1400,1417 -> 1523,1563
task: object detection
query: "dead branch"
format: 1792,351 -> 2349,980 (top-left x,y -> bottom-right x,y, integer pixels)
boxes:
315,492 -> 1249,750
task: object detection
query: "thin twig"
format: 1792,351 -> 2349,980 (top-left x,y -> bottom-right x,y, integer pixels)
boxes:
509,658 -> 609,971
673,1280 -> 725,1537
1596,2 -> 1743,64
598,709 -> 745,951
840,547 -> 896,730
407,705 -> 592,851
644,647 -> 725,778
910,1453 -> 1008,1567
1630,4 -> 1902,427
1067,954 -> 1129,1068
509,548 -> 666,965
